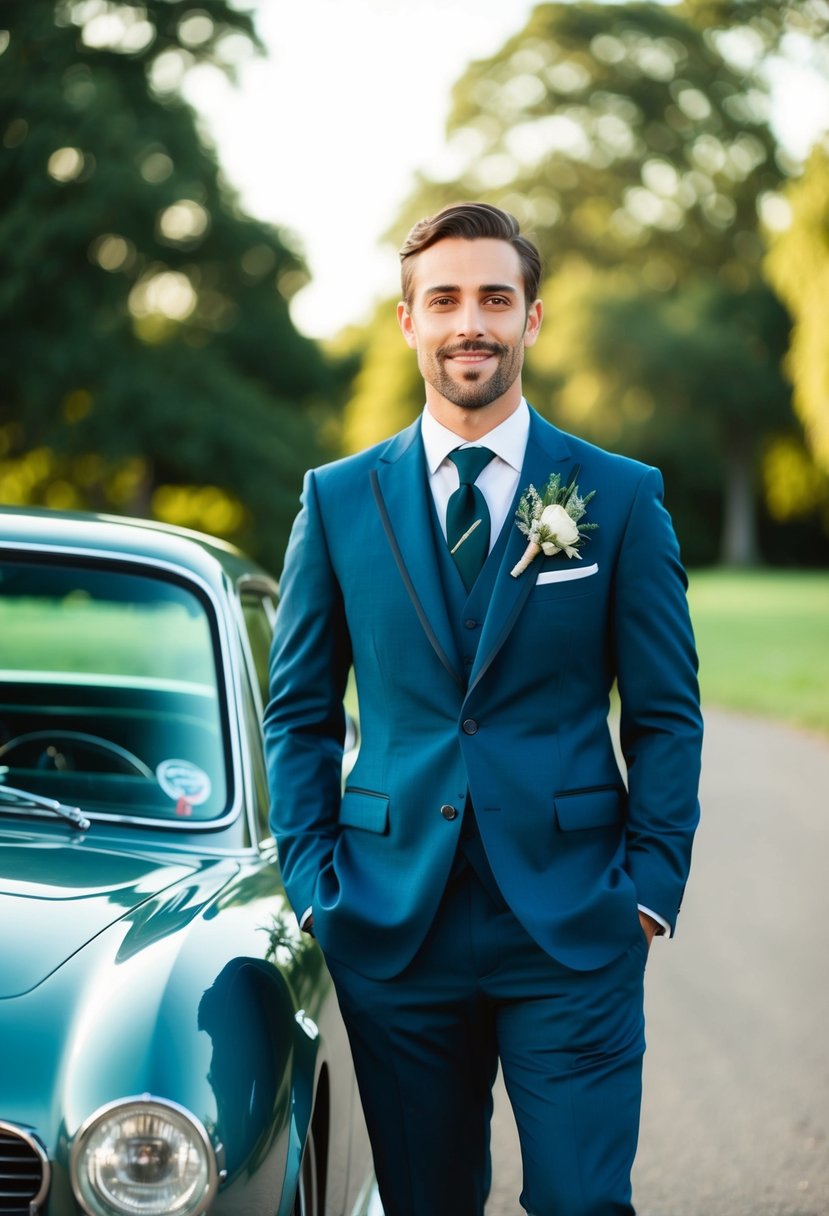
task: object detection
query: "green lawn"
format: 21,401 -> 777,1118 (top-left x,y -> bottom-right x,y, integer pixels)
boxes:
687,569 -> 829,736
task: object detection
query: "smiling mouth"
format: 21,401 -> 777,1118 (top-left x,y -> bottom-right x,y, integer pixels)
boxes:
440,343 -> 504,365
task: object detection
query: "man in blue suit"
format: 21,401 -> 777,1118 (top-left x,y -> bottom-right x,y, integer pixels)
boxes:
265,203 -> 702,1216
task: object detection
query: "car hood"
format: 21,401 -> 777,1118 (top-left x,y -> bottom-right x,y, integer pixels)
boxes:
0,836 -> 201,998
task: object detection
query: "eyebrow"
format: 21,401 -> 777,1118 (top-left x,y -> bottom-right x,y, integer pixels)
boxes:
422,283 -> 519,298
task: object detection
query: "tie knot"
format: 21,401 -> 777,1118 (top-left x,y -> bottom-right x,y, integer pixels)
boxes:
449,446 -> 495,486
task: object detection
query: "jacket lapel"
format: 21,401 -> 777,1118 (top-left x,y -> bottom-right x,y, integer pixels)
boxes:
467,409 -> 574,697
371,420 -> 465,690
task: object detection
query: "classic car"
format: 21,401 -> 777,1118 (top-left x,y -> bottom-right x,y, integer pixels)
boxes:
0,506 -> 377,1216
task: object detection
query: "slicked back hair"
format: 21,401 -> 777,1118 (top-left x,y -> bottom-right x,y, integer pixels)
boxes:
399,202 -> 543,309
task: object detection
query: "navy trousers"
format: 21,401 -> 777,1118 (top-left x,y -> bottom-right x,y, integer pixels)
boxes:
326,864 -> 647,1216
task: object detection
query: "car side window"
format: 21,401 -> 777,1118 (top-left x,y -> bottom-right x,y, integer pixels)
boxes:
240,589 -> 277,712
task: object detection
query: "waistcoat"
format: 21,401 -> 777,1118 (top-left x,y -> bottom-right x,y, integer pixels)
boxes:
427,490 -> 514,899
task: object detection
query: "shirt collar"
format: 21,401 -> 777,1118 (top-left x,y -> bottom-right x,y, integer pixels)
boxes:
420,399 -> 530,476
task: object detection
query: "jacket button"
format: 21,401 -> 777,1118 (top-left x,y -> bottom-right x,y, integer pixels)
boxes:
440,804 -> 458,820
464,619 -> 478,630
462,719 -> 478,735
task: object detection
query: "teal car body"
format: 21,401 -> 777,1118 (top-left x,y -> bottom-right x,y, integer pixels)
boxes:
0,508 -> 375,1216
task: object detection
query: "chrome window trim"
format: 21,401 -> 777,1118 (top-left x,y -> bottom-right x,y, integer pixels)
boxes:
0,1119 -> 51,1215
0,540 -> 245,833
236,571 -> 280,600
226,589 -> 264,846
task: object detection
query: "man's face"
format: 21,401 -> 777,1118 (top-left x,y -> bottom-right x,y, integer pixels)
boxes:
397,237 -> 542,414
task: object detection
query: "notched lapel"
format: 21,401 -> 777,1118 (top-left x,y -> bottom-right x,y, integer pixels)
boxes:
371,424 -> 464,690
468,412 -> 574,697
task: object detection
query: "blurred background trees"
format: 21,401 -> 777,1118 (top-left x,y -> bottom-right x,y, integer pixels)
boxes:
766,145 -> 829,469
0,0 -> 338,568
1,0 -> 828,568
343,0 -> 829,565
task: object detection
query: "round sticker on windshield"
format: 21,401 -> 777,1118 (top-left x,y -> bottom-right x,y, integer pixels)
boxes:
156,759 -> 212,807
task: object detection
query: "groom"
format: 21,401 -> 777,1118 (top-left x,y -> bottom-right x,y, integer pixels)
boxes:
265,202 -> 702,1216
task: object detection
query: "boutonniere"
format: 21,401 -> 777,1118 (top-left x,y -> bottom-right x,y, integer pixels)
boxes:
510,466 -> 598,577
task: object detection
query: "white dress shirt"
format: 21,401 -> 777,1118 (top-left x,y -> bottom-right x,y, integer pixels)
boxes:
420,398 -> 529,553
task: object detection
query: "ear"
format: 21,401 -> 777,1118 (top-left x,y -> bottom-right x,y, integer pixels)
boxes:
523,299 -> 543,348
397,301 -> 418,350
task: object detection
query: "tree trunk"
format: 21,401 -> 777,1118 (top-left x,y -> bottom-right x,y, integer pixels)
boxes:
720,430 -> 760,566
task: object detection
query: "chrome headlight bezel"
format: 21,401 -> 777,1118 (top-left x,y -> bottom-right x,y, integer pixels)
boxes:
69,1094 -> 219,1216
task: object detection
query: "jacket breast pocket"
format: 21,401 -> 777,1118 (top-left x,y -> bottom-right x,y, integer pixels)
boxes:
339,787 -> 390,834
553,785 -> 625,832
529,564 -> 601,603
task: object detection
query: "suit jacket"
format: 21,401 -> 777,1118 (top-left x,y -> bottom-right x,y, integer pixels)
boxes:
264,407 -> 702,980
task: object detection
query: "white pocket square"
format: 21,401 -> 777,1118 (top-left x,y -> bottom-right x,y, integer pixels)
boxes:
536,562 -> 599,585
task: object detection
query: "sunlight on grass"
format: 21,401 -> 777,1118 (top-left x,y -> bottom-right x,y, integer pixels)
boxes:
687,570 -> 829,735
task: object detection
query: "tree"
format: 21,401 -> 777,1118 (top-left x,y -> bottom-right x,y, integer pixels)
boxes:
765,143 -> 829,472
527,264 -> 792,563
339,306 -> 424,456
683,0 -> 829,52
397,1 -> 782,282
0,0 -> 335,568
345,0 -> 824,563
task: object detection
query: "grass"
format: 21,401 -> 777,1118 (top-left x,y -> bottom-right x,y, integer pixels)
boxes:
0,600 -> 215,684
687,569 -> 829,737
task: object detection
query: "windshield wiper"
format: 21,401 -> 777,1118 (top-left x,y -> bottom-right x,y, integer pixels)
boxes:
0,783 -> 92,831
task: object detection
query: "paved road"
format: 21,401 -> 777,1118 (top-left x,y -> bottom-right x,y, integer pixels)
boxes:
485,708 -> 829,1216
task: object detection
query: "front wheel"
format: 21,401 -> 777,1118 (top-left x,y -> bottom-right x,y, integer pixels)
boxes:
293,1128 -> 318,1216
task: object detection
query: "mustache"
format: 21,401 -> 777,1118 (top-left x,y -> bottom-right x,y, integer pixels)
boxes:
437,340 -> 508,359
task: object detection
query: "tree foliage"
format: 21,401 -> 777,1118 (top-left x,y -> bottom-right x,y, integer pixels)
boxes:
529,264 -> 792,563
766,144 -> 829,472
397,1 -> 781,284
683,0 -> 829,49
344,0 -> 828,563
0,0 -> 335,568
339,306 -> 424,455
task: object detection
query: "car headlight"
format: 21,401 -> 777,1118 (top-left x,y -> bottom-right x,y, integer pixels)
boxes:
70,1096 -> 218,1216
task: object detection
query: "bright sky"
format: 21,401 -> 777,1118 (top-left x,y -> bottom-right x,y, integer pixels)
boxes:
185,0 -> 538,338
184,0 -> 829,340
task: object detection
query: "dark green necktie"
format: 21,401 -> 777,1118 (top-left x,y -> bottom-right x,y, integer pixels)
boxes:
446,447 -> 495,591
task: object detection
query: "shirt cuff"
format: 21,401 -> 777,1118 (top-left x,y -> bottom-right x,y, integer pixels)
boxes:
638,904 -> 671,937
299,906 -> 314,932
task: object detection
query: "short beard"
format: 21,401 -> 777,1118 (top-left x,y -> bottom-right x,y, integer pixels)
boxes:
423,339 -> 522,411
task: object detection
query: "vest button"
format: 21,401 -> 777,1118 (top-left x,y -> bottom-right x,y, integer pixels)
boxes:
464,618 -> 478,629
440,804 -> 458,821
462,719 -> 478,735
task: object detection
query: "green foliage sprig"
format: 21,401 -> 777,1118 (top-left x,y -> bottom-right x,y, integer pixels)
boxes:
511,466 -> 598,577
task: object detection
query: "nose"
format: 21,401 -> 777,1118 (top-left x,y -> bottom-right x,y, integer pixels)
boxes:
456,300 -> 485,338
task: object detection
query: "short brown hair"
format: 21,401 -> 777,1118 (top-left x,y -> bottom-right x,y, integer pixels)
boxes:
399,202 -> 543,308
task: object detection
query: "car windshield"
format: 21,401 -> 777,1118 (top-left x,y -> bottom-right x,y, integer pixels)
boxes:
0,556 -> 230,824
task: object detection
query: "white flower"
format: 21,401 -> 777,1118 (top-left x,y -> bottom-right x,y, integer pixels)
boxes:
510,468 -> 598,577
539,504 -> 580,555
